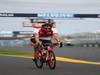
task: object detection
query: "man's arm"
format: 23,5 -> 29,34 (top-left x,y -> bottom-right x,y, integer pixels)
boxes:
34,28 -> 41,45
52,28 -> 61,43
53,33 -> 61,43
34,33 -> 40,43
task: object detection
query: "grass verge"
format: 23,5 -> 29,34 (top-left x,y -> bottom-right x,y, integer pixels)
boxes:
0,49 -> 33,56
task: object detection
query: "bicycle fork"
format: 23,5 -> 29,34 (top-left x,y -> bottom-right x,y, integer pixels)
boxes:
46,46 -> 52,61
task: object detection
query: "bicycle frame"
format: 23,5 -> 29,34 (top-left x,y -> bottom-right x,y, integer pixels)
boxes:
39,43 -> 53,61
34,43 -> 56,69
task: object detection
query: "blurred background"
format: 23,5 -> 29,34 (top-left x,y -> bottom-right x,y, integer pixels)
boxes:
0,18 -> 100,47
0,0 -> 100,47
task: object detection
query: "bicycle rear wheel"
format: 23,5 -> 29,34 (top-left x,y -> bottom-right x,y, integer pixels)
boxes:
48,51 -> 56,70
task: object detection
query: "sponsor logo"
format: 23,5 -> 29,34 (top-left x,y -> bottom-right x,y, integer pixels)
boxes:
38,13 -> 74,18
0,31 -> 13,37
19,31 -> 33,34
0,13 -> 14,17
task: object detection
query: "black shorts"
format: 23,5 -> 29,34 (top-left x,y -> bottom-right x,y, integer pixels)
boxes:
30,37 -> 52,44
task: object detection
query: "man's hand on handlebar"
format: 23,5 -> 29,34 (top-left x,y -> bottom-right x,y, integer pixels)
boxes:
59,42 -> 63,48
52,41 -> 63,48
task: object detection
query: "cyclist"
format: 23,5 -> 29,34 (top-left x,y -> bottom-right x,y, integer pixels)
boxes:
30,23 -> 61,61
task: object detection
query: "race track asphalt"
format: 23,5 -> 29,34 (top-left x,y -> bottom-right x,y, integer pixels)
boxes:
0,46 -> 100,75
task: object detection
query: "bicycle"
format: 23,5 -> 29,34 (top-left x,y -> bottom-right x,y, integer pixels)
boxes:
33,42 -> 63,70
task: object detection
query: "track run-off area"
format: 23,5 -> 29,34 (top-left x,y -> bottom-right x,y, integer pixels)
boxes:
0,46 -> 100,75
0,54 -> 100,65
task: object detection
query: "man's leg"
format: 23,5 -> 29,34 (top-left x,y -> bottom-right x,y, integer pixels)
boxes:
42,40 -> 52,61
31,38 -> 39,61
32,46 -> 39,61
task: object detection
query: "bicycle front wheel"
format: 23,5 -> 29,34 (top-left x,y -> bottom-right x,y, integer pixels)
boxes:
34,51 -> 43,69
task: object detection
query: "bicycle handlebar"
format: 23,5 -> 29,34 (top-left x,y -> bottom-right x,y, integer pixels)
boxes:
37,41 -> 63,48
53,42 -> 63,48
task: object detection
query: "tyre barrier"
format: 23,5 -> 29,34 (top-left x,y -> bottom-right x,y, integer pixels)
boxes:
80,44 -> 100,47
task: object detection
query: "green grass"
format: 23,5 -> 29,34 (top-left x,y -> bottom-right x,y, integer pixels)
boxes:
0,49 -> 33,56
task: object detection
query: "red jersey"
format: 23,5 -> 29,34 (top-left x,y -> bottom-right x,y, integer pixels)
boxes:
39,28 -> 53,37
